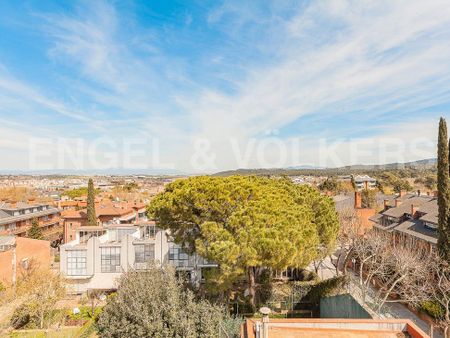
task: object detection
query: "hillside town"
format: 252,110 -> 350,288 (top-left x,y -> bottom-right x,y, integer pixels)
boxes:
0,145 -> 448,337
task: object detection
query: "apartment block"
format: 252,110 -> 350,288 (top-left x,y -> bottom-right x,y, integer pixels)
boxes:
60,222 -> 216,294
0,201 -> 61,242
369,192 -> 438,252
352,175 -> 377,191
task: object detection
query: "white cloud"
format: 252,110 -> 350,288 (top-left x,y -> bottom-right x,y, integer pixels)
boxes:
2,0 -> 450,172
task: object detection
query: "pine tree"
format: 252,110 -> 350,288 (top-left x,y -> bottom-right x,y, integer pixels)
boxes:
27,218 -> 43,240
86,178 -> 97,227
148,175 -> 339,307
437,118 -> 450,258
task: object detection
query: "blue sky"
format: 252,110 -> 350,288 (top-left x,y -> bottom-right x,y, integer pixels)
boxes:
0,0 -> 450,173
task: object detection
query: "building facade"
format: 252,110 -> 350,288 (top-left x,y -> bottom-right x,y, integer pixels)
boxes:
352,175 -> 377,191
369,192 -> 438,252
60,222 -> 216,294
0,201 -> 61,242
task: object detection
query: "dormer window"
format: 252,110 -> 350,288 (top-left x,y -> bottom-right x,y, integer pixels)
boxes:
424,222 -> 438,230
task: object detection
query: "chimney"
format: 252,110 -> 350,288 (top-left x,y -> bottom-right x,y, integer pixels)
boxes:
433,191 -> 438,197
394,199 -> 402,207
411,204 -> 419,219
383,199 -> 389,210
9,200 -> 17,209
399,190 -> 406,197
417,190 -> 421,196
427,191 -> 430,196
354,191 -> 362,209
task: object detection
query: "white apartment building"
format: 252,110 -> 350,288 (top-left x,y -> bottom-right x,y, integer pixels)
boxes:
60,222 -> 216,294
353,175 -> 377,191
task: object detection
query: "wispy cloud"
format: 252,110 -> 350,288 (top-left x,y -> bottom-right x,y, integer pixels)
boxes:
0,0 -> 449,172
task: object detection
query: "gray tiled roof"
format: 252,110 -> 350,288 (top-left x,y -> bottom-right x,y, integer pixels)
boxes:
0,207 -> 59,225
381,195 -> 434,218
394,220 -> 438,244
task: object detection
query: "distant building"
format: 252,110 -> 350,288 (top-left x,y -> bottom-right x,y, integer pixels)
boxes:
60,222 -> 216,294
352,175 -> 377,191
369,192 -> 438,252
0,201 -> 61,242
0,236 -> 51,286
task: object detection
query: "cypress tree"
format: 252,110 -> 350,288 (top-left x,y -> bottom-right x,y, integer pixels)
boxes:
87,178 -> 97,227
437,118 -> 450,258
27,218 -> 43,240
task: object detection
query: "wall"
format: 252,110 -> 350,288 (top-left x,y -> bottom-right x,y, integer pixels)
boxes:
0,237 -> 51,285
60,229 -> 194,294
63,218 -> 86,243
320,294 -> 372,319
356,208 -> 376,233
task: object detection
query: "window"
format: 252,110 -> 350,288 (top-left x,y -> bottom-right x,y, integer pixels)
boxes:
67,250 -> 87,275
144,225 -> 158,238
424,222 -> 438,230
116,228 -> 136,242
134,244 -> 155,263
169,246 -> 189,263
101,247 -> 121,273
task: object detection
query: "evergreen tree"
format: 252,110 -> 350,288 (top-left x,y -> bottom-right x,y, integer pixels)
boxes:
437,118 -> 450,258
27,218 -> 43,240
148,176 -> 339,307
86,178 -> 97,227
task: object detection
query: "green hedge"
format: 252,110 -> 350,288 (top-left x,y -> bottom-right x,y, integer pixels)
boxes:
419,301 -> 445,319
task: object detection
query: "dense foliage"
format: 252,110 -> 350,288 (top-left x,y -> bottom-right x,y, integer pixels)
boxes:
97,265 -> 231,338
62,186 -> 100,199
10,270 -> 66,329
148,176 -> 339,305
360,189 -> 376,209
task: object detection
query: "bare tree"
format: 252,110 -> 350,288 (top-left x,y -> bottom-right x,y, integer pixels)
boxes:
408,255 -> 450,337
373,241 -> 429,312
351,230 -> 391,305
329,207 -> 363,276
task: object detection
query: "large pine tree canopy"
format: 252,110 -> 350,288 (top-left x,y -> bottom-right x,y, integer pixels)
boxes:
148,176 -> 339,284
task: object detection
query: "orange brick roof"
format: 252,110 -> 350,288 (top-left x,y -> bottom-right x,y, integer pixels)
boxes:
61,204 -> 135,219
241,318 -> 429,338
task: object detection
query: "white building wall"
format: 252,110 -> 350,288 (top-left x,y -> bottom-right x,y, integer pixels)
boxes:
60,227 -> 207,294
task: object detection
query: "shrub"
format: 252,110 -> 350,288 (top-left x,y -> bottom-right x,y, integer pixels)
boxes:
10,304 -> 32,329
97,264 -> 227,338
220,316 -> 244,338
420,301 -> 445,319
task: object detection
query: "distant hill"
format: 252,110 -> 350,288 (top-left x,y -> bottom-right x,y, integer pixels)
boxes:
0,167 -> 185,176
213,158 -> 437,177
